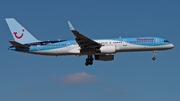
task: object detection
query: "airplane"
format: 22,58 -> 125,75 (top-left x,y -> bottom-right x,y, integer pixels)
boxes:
6,18 -> 174,66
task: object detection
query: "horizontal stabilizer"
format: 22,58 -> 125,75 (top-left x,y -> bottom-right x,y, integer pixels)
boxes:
9,40 -> 29,49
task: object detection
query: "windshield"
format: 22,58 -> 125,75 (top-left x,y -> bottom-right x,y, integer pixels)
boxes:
164,40 -> 169,42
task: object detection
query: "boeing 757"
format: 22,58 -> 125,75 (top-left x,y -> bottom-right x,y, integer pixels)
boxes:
6,18 -> 174,66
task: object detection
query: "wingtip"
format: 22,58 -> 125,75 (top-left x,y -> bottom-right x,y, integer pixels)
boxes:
68,21 -> 75,31
5,18 -> 14,20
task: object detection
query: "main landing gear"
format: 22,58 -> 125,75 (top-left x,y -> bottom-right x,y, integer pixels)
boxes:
85,55 -> 94,66
152,50 -> 158,61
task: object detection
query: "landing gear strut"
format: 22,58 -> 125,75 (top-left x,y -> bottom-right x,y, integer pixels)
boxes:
152,51 -> 157,61
85,55 -> 94,66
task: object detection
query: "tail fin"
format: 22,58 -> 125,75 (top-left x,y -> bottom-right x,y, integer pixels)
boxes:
5,18 -> 40,44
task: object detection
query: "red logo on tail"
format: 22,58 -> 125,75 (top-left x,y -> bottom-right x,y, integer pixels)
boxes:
13,29 -> 24,39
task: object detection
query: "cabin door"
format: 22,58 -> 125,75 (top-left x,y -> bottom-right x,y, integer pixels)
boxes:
156,38 -> 159,45
37,44 -> 41,50
123,40 -> 127,46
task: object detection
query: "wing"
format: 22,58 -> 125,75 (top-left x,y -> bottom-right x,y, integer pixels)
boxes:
68,21 -> 102,49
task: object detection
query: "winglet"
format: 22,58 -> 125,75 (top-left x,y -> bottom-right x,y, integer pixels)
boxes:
68,21 -> 75,31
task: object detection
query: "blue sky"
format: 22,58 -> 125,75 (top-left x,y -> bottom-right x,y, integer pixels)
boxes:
0,0 -> 180,101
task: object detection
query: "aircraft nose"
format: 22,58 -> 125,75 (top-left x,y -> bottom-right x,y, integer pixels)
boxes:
170,44 -> 174,49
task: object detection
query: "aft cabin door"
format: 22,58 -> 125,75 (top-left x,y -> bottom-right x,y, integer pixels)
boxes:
37,44 -> 41,50
123,40 -> 127,46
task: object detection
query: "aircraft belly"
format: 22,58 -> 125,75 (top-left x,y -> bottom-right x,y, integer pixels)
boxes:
29,47 -> 71,56
116,43 -> 172,52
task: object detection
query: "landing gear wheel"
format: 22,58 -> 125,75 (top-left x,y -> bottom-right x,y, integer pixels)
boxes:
89,62 -> 93,65
152,57 -> 156,60
85,55 -> 94,66
90,57 -> 93,61
85,62 -> 89,66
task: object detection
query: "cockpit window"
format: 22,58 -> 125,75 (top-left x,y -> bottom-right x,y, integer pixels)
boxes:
164,40 -> 169,42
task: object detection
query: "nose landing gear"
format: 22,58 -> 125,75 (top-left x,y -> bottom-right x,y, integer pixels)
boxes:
152,51 -> 157,61
152,57 -> 156,60
85,55 -> 94,66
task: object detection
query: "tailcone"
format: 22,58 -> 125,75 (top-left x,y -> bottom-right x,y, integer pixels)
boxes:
8,46 -> 16,51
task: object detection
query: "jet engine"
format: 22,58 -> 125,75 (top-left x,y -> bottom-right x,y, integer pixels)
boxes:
95,55 -> 114,61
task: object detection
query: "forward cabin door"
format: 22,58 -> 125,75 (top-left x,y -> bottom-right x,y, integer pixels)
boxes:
156,38 -> 159,45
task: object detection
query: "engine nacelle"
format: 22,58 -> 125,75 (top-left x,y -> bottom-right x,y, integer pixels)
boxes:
95,55 -> 114,61
99,46 -> 116,53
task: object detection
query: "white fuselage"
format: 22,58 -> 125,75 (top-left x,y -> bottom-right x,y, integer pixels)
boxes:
22,39 -> 173,56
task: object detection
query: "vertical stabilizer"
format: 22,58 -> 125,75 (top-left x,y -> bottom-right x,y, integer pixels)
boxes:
5,18 -> 40,44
